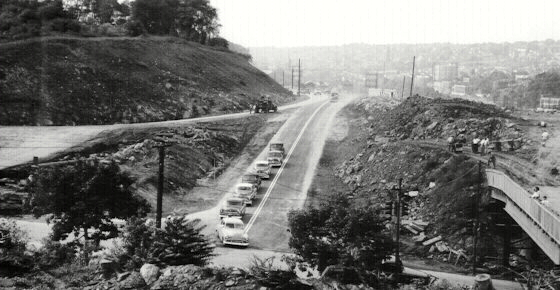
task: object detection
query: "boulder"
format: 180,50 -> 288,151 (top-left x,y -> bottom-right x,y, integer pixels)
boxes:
140,263 -> 160,285
120,272 -> 146,289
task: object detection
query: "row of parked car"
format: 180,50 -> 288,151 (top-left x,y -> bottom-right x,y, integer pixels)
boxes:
216,143 -> 286,247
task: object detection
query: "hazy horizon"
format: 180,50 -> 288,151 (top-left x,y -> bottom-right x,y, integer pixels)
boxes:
210,0 -> 560,48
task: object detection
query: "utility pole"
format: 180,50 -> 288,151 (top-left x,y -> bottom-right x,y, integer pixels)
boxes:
154,133 -> 174,228
298,58 -> 301,96
409,56 -> 416,98
400,76 -> 406,100
291,67 -> 294,90
473,161 -> 482,275
395,178 -> 403,266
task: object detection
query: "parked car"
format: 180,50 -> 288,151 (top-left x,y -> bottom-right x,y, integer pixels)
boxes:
267,150 -> 284,167
254,161 -> 271,179
233,183 -> 257,206
219,197 -> 246,219
216,217 -> 249,247
241,173 -> 262,190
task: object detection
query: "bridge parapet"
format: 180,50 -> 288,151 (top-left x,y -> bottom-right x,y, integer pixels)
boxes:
486,169 -> 560,246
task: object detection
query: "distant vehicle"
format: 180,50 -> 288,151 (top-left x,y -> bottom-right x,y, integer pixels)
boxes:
216,217 -> 249,247
254,161 -> 271,179
270,143 -> 285,154
219,197 -> 246,219
241,173 -> 262,190
330,93 -> 339,102
267,150 -> 284,167
233,183 -> 257,206
255,96 -> 278,113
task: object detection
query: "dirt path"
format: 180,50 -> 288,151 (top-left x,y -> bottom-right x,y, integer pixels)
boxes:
402,139 -> 559,187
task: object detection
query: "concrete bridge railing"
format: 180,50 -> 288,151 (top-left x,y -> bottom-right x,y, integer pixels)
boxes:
486,169 -> 560,264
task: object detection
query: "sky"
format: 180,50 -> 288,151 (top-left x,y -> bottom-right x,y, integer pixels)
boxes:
210,0 -> 560,48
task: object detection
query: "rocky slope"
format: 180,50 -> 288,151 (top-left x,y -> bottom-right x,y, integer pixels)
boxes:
310,95 -> 534,272
0,36 -> 293,125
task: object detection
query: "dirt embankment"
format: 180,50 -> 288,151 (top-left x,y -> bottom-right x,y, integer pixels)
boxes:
309,95 -> 556,273
0,36 -> 294,126
0,114 -> 287,216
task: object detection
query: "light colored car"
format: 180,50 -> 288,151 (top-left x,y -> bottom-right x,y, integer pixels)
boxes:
267,150 -> 284,167
233,183 -> 257,206
216,217 -> 249,247
254,161 -> 271,179
241,173 -> 261,190
219,197 -> 246,219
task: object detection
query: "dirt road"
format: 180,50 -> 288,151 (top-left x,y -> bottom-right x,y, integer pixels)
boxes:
0,98 -> 313,170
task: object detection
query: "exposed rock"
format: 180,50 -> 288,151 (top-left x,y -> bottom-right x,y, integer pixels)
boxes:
140,263 -> 160,285
119,271 -> 146,289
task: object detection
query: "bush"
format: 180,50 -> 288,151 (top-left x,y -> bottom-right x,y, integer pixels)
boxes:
119,217 -> 157,269
151,217 -> 214,266
126,19 -> 145,36
34,239 -> 76,270
117,216 -> 214,269
208,37 -> 229,49
0,219 -> 32,275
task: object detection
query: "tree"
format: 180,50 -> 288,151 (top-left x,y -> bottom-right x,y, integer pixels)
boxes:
288,194 -> 394,272
29,161 -> 150,261
131,0 -> 178,34
175,0 -> 219,43
151,216 -> 214,266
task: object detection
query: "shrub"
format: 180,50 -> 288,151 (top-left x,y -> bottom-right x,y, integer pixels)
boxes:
34,239 -> 76,270
117,216 -> 214,269
208,37 -> 229,49
126,19 -> 145,36
0,219 -> 32,275
119,217 -> 157,269
151,217 -> 214,266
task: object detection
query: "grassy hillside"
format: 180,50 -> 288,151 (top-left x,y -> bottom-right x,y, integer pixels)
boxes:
0,36 -> 293,125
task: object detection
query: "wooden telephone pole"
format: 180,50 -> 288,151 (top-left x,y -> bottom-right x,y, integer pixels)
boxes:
291,67 -> 294,90
400,76 -> 406,100
395,178 -> 403,265
409,56 -> 416,98
153,133 -> 174,228
298,58 -> 301,96
473,161 -> 482,274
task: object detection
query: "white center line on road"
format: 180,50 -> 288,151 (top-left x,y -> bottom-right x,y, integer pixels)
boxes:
244,101 -> 330,234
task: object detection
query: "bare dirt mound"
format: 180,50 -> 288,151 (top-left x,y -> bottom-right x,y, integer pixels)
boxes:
0,36 -> 293,125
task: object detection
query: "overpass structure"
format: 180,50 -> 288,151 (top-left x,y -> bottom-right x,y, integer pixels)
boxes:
486,169 -> 560,264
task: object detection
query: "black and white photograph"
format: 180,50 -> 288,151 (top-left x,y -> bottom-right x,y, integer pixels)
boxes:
0,0 -> 559,289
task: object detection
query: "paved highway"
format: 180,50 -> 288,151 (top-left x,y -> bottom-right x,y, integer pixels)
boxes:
0,98 -> 314,170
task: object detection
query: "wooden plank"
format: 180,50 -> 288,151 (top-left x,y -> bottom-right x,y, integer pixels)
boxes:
422,235 -> 442,246
404,225 -> 419,235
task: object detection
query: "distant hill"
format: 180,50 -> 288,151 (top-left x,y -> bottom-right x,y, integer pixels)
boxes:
0,36 -> 292,125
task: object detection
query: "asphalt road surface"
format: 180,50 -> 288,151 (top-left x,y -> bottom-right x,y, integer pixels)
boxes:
0,98 -> 314,170
187,94 -> 353,251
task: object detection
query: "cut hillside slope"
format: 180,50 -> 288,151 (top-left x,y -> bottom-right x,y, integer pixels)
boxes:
0,36 -> 293,125
309,96 -> 557,272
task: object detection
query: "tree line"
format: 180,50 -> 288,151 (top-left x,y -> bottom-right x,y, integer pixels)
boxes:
0,0 -> 225,46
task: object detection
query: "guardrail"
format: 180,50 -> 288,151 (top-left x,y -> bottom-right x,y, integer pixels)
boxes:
486,169 -> 560,245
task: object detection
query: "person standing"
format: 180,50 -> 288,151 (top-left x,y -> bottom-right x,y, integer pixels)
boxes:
541,195 -> 551,208
488,152 -> 496,168
531,187 -> 541,200
472,137 -> 480,153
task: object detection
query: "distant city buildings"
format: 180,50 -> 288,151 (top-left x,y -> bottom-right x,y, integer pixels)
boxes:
433,63 -> 458,81
433,63 -> 459,94
540,97 -> 560,109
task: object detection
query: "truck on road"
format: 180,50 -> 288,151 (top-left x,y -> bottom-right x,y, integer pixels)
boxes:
255,96 -> 278,113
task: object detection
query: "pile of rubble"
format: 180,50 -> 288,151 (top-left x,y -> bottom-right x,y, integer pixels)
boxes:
0,178 -> 29,214
355,95 -> 523,142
